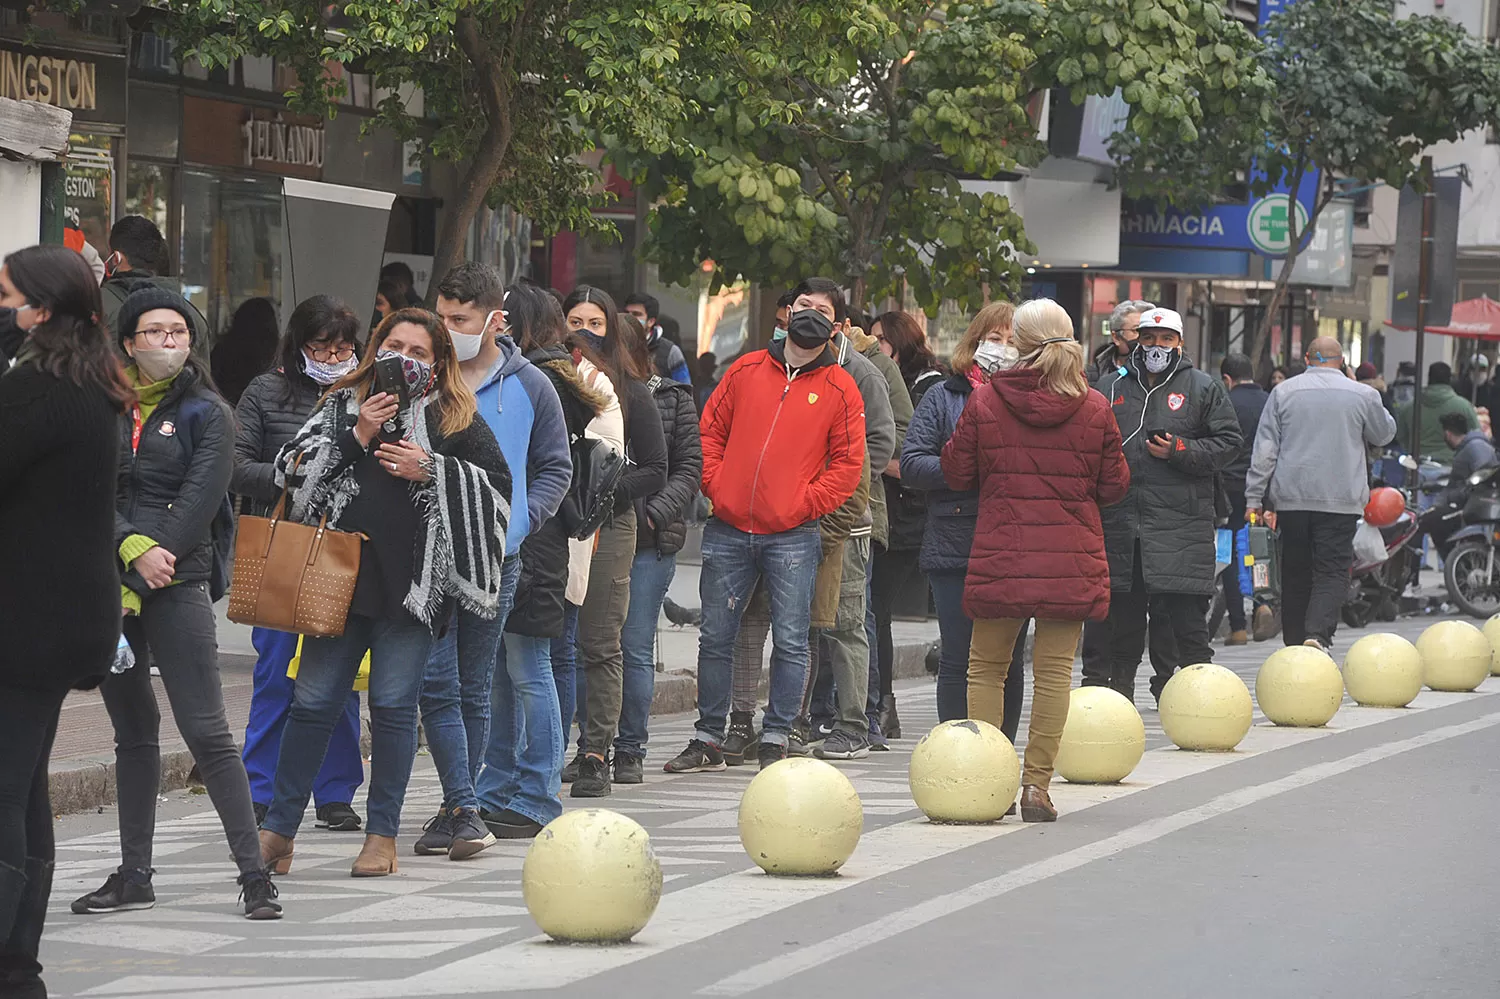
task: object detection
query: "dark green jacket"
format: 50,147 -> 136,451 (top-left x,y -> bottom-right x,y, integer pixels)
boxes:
1396,384 -> 1479,462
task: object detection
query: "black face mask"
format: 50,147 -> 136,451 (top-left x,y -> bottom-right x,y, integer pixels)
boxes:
0,307 -> 28,360
786,309 -> 834,350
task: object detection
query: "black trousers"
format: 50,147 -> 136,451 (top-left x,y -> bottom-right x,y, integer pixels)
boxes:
870,548 -> 923,698
1081,542 -> 1212,702
0,682 -> 66,989
1277,511 -> 1357,647
1222,489 -> 1248,632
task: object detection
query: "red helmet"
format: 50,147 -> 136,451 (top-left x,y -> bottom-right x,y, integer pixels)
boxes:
1364,486 -> 1406,528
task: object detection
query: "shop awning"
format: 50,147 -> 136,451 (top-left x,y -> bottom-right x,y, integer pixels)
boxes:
1390,296 -> 1500,339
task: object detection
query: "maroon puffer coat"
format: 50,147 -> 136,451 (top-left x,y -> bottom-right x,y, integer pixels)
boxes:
940,368 -> 1130,621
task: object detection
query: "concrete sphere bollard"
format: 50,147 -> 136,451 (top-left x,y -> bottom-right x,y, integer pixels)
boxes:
1254,645 -> 1344,727
738,758 -> 863,875
1417,620 -> 1492,692
1342,633 -> 1424,708
1055,687 -> 1146,784
1483,615 -> 1500,675
522,809 -> 662,942
1159,663 -> 1253,751
907,719 -> 1021,822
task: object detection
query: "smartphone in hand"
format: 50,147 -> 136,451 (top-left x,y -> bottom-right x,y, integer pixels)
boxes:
372,354 -> 411,442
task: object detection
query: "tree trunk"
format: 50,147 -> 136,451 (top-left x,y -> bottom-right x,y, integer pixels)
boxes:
1247,167 -> 1330,376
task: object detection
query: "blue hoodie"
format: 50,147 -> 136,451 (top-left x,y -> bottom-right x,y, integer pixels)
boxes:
473,337 -> 573,555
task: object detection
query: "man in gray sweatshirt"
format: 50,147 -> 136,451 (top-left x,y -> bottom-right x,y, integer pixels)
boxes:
1246,336 -> 1397,653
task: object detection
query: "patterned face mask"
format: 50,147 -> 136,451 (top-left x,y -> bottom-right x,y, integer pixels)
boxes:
375,349 -> 435,396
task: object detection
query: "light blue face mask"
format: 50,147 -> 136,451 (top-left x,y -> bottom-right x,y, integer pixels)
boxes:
772,325 -> 788,343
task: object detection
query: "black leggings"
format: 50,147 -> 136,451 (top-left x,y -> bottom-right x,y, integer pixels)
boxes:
870,548 -> 924,699
0,682 -> 66,982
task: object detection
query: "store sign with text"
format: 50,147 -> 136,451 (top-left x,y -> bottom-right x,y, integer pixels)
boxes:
182,97 -> 326,180
242,112 -> 326,173
1119,169 -> 1321,256
0,45 -> 127,124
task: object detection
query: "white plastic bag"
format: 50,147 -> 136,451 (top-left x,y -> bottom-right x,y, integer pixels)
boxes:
1353,519 -> 1387,565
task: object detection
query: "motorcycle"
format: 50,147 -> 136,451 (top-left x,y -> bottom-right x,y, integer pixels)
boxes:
1434,463 -> 1500,619
1341,500 -> 1421,629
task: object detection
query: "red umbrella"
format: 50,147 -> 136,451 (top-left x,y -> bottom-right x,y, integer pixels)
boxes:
1392,296 -> 1500,339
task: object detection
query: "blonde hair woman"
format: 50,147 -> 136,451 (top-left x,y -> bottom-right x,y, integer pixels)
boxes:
940,299 -> 1130,822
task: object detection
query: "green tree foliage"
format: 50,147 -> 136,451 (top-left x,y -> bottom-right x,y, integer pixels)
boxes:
611,0 -> 1268,311
144,0 -> 753,296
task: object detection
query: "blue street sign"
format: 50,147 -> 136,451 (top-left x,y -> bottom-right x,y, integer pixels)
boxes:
1119,168 -> 1320,255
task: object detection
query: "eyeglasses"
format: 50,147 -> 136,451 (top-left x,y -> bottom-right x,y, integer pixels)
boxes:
135,327 -> 190,348
307,342 -> 356,361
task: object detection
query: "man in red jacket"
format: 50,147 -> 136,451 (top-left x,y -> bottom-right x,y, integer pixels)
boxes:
665,306 -> 867,773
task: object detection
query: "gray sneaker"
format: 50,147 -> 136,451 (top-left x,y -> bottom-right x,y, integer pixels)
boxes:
413,810 -> 455,855
448,808 -> 496,861
815,730 -> 870,760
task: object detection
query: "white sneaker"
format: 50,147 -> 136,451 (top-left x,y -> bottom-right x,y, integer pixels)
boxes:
1302,638 -> 1328,654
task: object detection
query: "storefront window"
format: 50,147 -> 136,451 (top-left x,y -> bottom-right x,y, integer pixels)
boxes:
180,170 -> 284,341
63,133 -> 114,258
125,163 -> 173,242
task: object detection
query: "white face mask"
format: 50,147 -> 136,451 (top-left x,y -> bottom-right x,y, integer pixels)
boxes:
448,309 -> 502,363
974,340 -> 1020,374
132,345 -> 190,383
303,351 -> 358,385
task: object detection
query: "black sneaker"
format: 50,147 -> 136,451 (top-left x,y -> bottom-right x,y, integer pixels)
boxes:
71,870 -> 155,914
560,751 -> 586,784
448,809 -> 496,861
571,755 -> 612,797
237,871 -> 282,920
810,719 -> 835,742
413,810 -> 455,855
253,801 -> 268,828
757,741 -> 789,768
315,802 -> 362,831
815,730 -> 870,760
613,754 -> 644,784
663,739 -> 726,774
481,807 -> 545,840
721,712 -> 759,766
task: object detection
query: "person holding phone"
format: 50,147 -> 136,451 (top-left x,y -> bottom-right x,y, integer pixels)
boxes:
1081,307 -> 1242,704
258,308 -> 512,878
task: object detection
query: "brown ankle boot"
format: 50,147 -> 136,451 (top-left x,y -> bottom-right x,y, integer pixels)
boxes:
1019,784 -> 1057,823
259,829 -> 294,875
351,834 -> 398,877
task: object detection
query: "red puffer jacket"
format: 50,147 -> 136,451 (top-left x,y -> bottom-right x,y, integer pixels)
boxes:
941,368 -> 1130,621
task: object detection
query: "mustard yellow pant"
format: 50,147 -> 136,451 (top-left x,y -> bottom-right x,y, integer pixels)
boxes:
968,618 -> 1082,789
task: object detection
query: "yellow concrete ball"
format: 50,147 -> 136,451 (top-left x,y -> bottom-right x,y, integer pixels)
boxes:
738,758 -> 863,875
1254,645 -> 1343,727
907,719 -> 1021,823
1055,686 -> 1146,784
522,808 -> 662,942
1417,619 -> 1492,692
1159,663 -> 1253,751
1342,633 -> 1423,708
1483,615 -> 1500,675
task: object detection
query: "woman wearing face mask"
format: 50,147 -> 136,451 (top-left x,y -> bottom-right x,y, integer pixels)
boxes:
899,302 -> 1028,738
258,309 -> 511,878
0,246 -> 134,992
72,286 -> 283,920
942,299 -> 1129,821
558,286 -> 667,798
232,295 -> 365,834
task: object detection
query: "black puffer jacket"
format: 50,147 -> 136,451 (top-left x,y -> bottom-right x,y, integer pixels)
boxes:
506,345 -> 607,639
115,363 -> 233,597
636,376 -> 703,555
902,372 -> 978,573
1092,353 -> 1242,595
232,370 -> 322,515
884,366 -> 945,553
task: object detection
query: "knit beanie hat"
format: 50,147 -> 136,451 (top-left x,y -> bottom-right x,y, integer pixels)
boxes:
115,285 -> 197,348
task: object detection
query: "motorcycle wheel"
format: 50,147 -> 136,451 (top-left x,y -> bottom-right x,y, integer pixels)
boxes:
1442,540 -> 1500,620
1342,599 -> 1372,630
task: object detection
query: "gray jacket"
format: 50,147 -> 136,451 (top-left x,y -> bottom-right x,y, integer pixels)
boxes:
1439,430 -> 1498,507
1245,366 -> 1397,516
832,335 -> 896,540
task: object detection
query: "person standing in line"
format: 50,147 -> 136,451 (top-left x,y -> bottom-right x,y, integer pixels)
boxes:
1091,300 -> 1153,381
1246,336 -> 1396,653
0,246 -> 136,990
72,286 -> 281,919
99,216 -> 209,338
942,299 -> 1129,821
1081,307 -> 1242,704
902,302 -> 1028,732
211,297 -> 280,407
1216,352 -> 1269,646
235,296 -> 366,833
664,300 -> 866,773
868,310 -> 942,739
562,287 -> 668,798
1396,361 -> 1478,463
614,316 -> 703,782
624,292 -> 692,385
409,264 -> 572,857
477,283 -> 607,839
257,309 -> 511,878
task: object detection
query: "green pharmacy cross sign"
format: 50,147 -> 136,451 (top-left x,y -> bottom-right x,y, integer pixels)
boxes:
1247,194 -> 1310,256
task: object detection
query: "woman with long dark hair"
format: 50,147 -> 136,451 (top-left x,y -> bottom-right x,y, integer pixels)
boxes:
210,296 -> 279,406
0,245 -> 133,992
73,285 -> 282,920
234,295 -> 365,833
258,309 -> 511,877
559,286 -> 667,798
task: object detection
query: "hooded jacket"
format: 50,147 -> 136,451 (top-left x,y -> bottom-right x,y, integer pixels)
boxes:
1396,384 -> 1479,462
471,336 -> 573,556
636,376 -> 703,555
700,340 -> 866,535
942,369 -> 1129,621
1092,351 -> 1242,595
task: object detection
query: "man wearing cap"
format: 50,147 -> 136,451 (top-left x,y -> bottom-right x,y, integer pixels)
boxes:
1083,307 -> 1242,703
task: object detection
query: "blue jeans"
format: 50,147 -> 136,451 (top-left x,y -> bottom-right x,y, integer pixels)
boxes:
475,632 -> 563,825
696,518 -> 819,747
616,550 -> 677,759
551,602 -> 580,743
418,555 -> 522,812
243,627 -> 363,808
929,569 -> 973,723
265,613 -> 434,839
